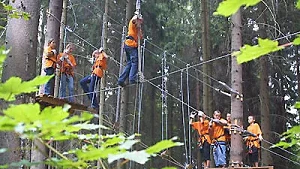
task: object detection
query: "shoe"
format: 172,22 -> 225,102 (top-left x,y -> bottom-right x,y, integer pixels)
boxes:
118,81 -> 126,87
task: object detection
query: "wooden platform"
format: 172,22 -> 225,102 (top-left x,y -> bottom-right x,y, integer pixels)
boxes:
35,94 -> 97,114
209,167 -> 273,169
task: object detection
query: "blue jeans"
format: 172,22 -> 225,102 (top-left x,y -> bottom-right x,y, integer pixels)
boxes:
44,67 -> 55,95
80,75 -> 100,108
118,45 -> 138,84
60,73 -> 74,102
213,142 -> 227,167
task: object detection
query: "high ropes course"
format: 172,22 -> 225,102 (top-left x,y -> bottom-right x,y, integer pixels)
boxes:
35,0 -> 300,168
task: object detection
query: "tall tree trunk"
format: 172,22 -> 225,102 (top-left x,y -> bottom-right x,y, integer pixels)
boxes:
54,0 -> 67,98
260,55 -> 272,166
257,3 -> 272,166
117,1 -> 134,169
119,0 -> 134,135
200,0 -> 212,167
32,0 -> 62,168
0,0 -> 41,166
201,0 -> 212,116
38,0 -> 62,95
230,9 -> 243,167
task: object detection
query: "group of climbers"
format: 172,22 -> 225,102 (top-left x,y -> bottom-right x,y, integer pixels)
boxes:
42,11 -> 142,110
190,110 -> 263,168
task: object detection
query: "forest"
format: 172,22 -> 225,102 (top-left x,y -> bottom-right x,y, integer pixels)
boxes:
0,0 -> 299,168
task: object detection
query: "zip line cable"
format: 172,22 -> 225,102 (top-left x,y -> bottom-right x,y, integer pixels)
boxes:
68,0 -> 78,32
144,47 -> 232,97
50,8 -> 300,103
48,6 -> 300,101
186,65 -> 192,164
262,139 -> 300,159
137,40 -> 146,134
261,146 -> 300,166
181,70 -> 189,165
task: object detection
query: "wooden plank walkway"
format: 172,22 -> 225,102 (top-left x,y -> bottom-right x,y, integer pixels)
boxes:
35,94 -> 97,114
209,167 -> 273,169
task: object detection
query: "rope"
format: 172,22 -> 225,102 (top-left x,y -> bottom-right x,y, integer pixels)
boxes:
181,70 -> 189,164
115,26 -> 126,123
68,0 -> 78,32
262,139 -> 300,159
261,146 -> 300,166
186,65 -> 192,164
137,39 -> 146,134
144,48 -> 232,98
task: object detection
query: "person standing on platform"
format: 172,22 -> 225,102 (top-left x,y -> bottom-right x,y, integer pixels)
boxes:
57,44 -> 76,102
43,38 -> 57,95
244,115 -> 263,167
189,111 -> 211,168
209,110 -> 228,168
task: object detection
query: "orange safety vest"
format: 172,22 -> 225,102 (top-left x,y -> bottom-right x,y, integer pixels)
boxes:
57,53 -> 76,76
246,123 -> 262,148
191,120 -> 212,144
92,53 -> 107,78
44,46 -> 57,68
125,17 -> 142,48
211,118 -> 226,142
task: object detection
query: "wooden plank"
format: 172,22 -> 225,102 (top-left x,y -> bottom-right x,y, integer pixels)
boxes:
35,94 -> 97,114
208,167 -> 273,169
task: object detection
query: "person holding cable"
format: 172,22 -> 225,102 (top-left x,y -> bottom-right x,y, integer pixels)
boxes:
209,110 -> 228,168
57,43 -> 76,102
80,47 -> 108,110
117,11 -> 143,87
189,111 -> 211,168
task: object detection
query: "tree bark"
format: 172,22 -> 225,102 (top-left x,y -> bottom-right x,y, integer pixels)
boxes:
38,0 -> 63,95
0,0 -> 41,166
32,0 -> 62,168
54,0 -> 67,98
230,9 -> 243,167
201,0 -> 212,117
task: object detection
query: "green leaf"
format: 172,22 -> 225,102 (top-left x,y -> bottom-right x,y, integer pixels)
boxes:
0,116 -> 17,130
162,167 -> 177,169
0,148 -> 7,153
297,0 -> 300,9
293,36 -> 300,45
108,150 -> 150,164
0,46 -> 9,79
294,101 -> 300,109
76,146 -> 122,161
46,158 -> 88,169
22,12 -> 30,20
214,0 -> 261,17
0,76 -> 53,101
10,160 -> 41,167
146,137 -> 183,155
3,4 -> 13,11
4,103 -> 41,123
0,164 -> 8,168
235,38 -> 283,64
